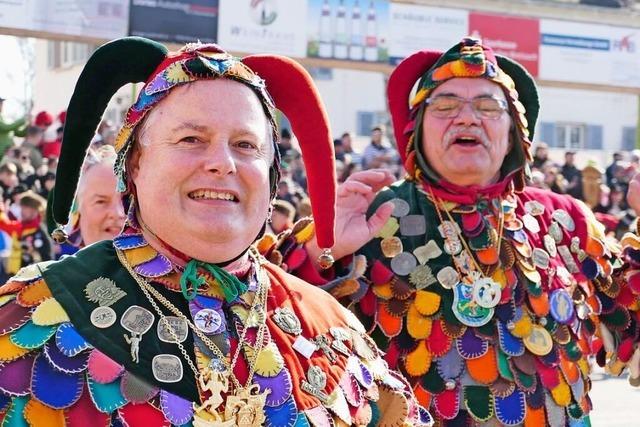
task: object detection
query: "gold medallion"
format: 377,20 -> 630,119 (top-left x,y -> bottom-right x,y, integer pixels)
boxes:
380,237 -> 403,258
523,325 -> 553,356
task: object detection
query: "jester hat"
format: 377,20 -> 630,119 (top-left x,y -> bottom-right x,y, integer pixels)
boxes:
51,37 -> 336,250
388,37 -> 539,191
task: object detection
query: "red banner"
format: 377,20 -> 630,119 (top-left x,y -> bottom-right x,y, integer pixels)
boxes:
468,12 -> 540,77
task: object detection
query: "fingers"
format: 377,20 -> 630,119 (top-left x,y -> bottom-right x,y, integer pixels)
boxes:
366,201 -> 395,238
337,179 -> 374,198
346,169 -> 395,191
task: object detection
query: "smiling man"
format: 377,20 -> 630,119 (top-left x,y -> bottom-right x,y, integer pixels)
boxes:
0,38 -> 430,426
274,38 -> 640,425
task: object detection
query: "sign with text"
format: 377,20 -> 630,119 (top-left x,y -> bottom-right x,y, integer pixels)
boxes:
218,0 -> 307,57
468,12 -> 539,76
0,0 -> 129,40
388,3 -> 467,64
540,19 -> 640,87
129,0 -> 218,44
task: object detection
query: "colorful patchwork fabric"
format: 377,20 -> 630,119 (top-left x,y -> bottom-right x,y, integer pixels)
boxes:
280,183 -> 640,426
0,236 -> 431,426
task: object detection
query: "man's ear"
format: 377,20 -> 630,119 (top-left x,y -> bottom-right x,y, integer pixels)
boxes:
127,142 -> 141,183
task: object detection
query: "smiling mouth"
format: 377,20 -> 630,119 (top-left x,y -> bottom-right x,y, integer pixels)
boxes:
188,189 -> 238,202
452,136 -> 482,147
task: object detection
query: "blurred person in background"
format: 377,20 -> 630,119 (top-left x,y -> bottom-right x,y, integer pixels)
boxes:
21,125 -> 45,169
0,97 -> 27,158
606,151 -> 625,188
542,161 -> 566,194
361,124 -> 395,169
561,150 -> 583,199
60,145 -> 125,250
341,131 -> 362,166
0,162 -> 18,195
269,199 -> 296,234
531,141 -> 550,170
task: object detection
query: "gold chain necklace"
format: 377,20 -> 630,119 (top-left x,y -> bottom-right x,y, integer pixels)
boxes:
116,248 -> 270,425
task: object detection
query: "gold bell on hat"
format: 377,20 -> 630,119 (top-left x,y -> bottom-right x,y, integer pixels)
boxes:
51,226 -> 68,244
317,248 -> 334,269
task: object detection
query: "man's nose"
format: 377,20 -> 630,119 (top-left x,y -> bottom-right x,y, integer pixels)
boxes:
204,143 -> 237,175
453,101 -> 481,125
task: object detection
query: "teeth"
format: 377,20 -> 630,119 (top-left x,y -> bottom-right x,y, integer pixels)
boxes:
189,190 -> 236,201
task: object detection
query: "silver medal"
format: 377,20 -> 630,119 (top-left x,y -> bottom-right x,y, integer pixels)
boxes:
522,214 -> 540,233
436,266 -> 459,290
272,307 -> 302,336
121,305 -> 154,335
400,215 -> 427,236
390,252 -> 418,276
152,354 -> 183,383
532,248 -> 551,270
84,277 -> 127,307
552,209 -> 575,232
90,306 -> 117,329
549,222 -> 563,243
301,365 -> 329,403
472,278 -> 502,309
157,316 -> 189,343
390,198 -> 410,217
544,234 -> 557,258
524,200 -> 545,216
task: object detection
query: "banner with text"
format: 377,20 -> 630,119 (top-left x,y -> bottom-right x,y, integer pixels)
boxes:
0,0 -> 129,40
468,12 -> 539,77
218,0 -> 307,57
307,0 -> 390,63
540,19 -> 640,87
388,4 -> 467,64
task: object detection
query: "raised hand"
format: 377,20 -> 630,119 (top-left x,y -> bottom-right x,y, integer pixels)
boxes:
307,169 -> 396,266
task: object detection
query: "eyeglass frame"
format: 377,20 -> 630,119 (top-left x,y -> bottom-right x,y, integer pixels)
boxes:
424,94 -> 509,120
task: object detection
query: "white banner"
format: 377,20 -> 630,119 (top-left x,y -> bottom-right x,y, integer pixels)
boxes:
218,0 -> 307,57
0,0 -> 129,39
388,4 -> 468,64
540,19 -> 640,87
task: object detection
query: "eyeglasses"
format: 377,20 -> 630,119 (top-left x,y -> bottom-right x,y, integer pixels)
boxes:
425,95 -> 508,120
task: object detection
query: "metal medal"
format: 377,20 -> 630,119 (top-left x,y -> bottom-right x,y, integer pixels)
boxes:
544,234 -> 557,258
409,264 -> 437,290
437,266 -> 459,290
84,277 -> 127,307
548,222 -> 564,243
90,306 -> 117,329
557,245 -> 579,273
157,316 -> 189,343
272,306 -> 302,336
292,335 -> 317,359
413,240 -> 442,264
570,236 -> 581,254
532,248 -> 551,270
329,327 -> 351,356
121,305 -> 154,364
193,308 -> 222,334
522,214 -> 540,234
152,354 -> 184,383
443,238 -> 462,256
301,365 -> 329,403
472,278 -> 502,309
377,218 -> 400,239
380,237 -> 403,258
390,198 -> 410,218
552,209 -> 575,232
438,221 -> 460,240
523,325 -> 553,356
313,335 -> 337,363
390,252 -> 418,276
524,200 -> 545,216
549,289 -> 574,324
400,215 -> 427,236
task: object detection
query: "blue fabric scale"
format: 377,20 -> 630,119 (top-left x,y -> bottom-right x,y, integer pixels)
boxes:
55,322 -> 92,357
31,353 -> 83,409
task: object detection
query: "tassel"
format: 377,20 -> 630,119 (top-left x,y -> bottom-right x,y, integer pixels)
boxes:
179,259 -> 248,302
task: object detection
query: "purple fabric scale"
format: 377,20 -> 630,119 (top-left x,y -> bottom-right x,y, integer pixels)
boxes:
134,254 -> 173,278
253,369 -> 293,407
437,347 -> 464,379
347,356 -> 373,389
0,354 -> 35,396
160,389 -> 194,425
456,328 -> 488,359
43,341 -> 90,373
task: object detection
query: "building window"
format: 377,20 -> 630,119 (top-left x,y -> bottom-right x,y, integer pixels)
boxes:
47,41 -> 96,70
554,123 -> 586,149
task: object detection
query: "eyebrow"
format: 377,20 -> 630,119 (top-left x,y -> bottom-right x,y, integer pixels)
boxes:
170,121 -> 209,133
435,92 -> 498,98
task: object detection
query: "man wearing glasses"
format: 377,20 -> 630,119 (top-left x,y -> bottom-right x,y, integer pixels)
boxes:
274,38 -> 640,425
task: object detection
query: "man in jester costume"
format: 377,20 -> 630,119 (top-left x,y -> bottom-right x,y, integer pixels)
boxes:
0,37 -> 431,426
266,38 -> 640,425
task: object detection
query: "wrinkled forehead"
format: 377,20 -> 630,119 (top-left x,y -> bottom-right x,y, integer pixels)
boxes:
430,77 -> 508,100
